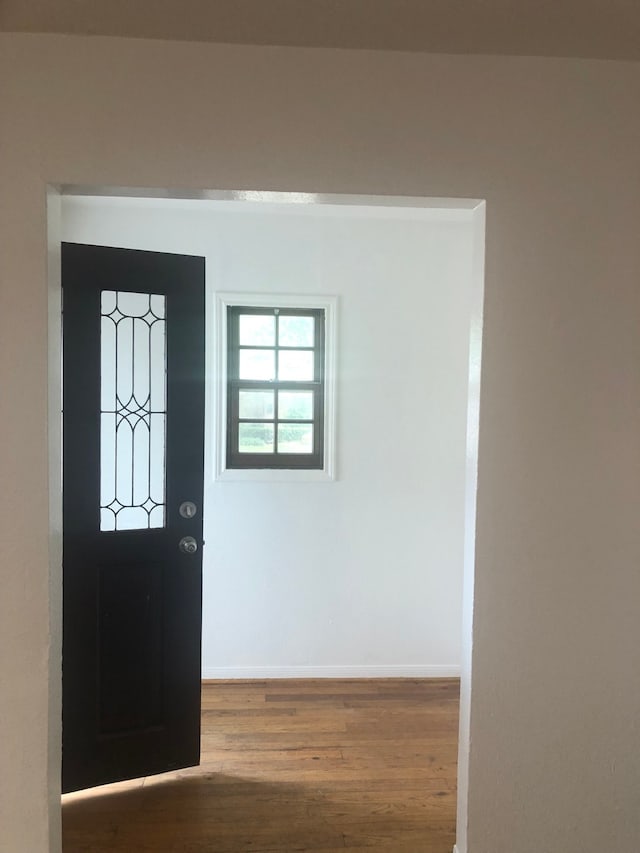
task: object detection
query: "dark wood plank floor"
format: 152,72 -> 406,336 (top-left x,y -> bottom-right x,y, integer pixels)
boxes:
62,679 -> 459,852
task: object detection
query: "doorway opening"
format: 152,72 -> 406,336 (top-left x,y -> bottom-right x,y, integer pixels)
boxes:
53,187 -> 485,852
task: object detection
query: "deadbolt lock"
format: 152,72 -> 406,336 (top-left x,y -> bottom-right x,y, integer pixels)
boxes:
179,501 -> 197,519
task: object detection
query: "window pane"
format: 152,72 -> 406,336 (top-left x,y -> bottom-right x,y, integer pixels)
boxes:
100,290 -> 166,531
239,314 -> 275,346
239,390 -> 275,420
278,391 -> 313,420
277,423 -> 314,454
278,350 -> 314,381
239,349 -> 275,380
279,315 -> 314,347
238,422 -> 274,453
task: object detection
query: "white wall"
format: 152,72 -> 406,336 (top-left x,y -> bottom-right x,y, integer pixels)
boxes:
62,195 -> 476,676
2,33 -> 640,853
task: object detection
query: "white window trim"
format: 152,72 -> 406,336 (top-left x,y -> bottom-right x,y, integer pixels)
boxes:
213,292 -> 338,482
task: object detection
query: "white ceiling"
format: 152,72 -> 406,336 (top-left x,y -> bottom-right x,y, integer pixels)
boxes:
1,0 -> 639,61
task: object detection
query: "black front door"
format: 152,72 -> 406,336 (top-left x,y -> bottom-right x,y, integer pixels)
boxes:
62,243 -> 205,794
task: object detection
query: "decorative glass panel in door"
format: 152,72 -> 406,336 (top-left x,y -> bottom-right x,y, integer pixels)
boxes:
100,291 -> 167,531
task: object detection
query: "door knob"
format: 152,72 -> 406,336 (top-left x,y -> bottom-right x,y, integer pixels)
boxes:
179,536 -> 198,555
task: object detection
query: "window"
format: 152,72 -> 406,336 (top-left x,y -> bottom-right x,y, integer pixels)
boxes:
214,293 -> 337,481
226,306 -> 324,469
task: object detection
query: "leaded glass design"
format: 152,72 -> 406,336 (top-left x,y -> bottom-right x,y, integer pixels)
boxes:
100,291 -> 167,531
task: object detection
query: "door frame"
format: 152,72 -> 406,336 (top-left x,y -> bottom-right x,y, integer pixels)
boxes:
47,184 -> 486,852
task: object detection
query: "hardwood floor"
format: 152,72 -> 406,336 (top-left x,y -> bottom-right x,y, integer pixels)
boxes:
62,679 -> 459,853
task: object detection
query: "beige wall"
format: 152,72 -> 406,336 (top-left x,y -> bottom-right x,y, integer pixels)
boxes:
1,34 -> 639,853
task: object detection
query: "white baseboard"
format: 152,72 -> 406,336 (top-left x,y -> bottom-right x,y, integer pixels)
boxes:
453,845 -> 462,853
202,664 -> 461,679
